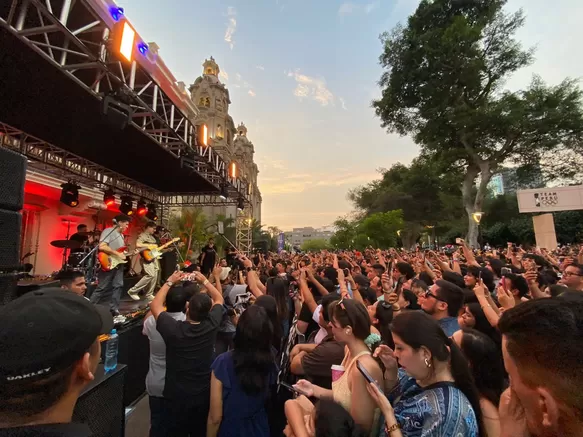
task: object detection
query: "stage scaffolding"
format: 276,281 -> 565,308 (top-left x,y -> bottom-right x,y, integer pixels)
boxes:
0,0 -> 254,253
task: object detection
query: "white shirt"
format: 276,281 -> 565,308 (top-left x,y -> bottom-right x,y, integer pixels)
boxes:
142,311 -> 186,397
312,305 -> 327,344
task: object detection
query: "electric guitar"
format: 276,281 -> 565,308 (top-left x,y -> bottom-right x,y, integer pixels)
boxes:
98,247 -> 144,272
141,238 -> 181,263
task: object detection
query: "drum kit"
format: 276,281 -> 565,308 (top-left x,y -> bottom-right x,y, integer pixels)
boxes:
50,229 -> 102,283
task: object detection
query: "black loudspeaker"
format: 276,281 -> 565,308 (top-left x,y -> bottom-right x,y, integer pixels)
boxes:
73,365 -> 127,437
0,147 -> 26,211
0,209 -> 22,267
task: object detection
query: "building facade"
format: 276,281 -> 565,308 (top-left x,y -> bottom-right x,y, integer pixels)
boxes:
188,57 -> 262,223
291,227 -> 334,248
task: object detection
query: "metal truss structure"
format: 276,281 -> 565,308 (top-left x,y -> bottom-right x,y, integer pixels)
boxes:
0,122 -> 163,202
1,0 -> 250,202
236,210 -> 253,256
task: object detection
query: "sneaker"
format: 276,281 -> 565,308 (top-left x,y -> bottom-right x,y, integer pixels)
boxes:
127,290 -> 140,301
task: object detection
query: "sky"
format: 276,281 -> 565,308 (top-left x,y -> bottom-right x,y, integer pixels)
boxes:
118,0 -> 583,231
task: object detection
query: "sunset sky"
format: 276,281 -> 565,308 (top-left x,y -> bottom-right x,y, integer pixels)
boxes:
119,0 -> 583,230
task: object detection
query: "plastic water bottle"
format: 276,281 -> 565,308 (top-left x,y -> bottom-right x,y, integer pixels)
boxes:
104,329 -> 119,372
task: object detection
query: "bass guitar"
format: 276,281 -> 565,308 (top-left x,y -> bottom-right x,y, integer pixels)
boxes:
141,238 -> 180,263
98,247 -> 144,272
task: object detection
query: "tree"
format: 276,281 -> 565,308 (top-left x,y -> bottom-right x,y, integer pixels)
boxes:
330,216 -> 358,249
373,0 -> 583,247
301,239 -> 331,252
359,210 -> 404,249
170,207 -> 209,261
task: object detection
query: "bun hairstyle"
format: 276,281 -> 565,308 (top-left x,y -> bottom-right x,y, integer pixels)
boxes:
391,311 -> 485,436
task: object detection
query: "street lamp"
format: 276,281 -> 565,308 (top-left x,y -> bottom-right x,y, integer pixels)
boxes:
425,225 -> 435,249
472,212 -> 484,249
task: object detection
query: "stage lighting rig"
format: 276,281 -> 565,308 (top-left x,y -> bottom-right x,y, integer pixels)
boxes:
146,204 -> 158,221
119,196 -> 134,216
60,182 -> 80,207
219,184 -> 228,200
136,199 -> 148,216
103,189 -> 116,207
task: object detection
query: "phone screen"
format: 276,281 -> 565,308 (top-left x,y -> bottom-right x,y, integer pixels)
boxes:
279,381 -> 309,397
356,361 -> 381,389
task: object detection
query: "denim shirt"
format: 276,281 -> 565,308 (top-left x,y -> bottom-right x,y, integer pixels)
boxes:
437,316 -> 460,337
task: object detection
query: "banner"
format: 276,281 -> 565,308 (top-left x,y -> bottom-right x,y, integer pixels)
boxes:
277,232 -> 285,253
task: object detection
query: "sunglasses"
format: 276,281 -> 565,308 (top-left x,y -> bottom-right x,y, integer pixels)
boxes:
424,289 -> 446,302
336,297 -> 354,327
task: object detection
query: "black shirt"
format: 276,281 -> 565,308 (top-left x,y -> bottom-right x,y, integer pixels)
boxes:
0,423 -> 91,436
69,232 -> 89,254
201,245 -> 216,267
156,305 -> 225,399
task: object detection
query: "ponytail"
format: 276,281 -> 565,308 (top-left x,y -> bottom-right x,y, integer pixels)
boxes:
448,340 -> 486,437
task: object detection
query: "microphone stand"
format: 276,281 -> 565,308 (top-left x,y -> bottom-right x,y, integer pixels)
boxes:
161,230 -> 186,265
79,223 -> 120,268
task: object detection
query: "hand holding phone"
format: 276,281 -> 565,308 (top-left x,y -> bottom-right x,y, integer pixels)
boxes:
280,381 -> 310,398
356,360 -> 381,390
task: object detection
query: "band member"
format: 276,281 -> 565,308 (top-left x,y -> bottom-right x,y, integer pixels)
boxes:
128,222 -> 159,302
90,214 -> 131,316
200,237 -> 217,276
69,224 -> 89,253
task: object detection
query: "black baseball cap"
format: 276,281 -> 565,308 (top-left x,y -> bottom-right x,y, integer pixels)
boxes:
0,288 -> 113,382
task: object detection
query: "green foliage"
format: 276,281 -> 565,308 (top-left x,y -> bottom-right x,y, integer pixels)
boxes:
301,239 -> 332,252
330,211 -> 404,250
170,208 -> 210,261
373,0 -> 583,247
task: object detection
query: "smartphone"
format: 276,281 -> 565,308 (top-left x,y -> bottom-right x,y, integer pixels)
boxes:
356,360 -> 381,389
279,381 -> 309,397
501,267 -> 512,276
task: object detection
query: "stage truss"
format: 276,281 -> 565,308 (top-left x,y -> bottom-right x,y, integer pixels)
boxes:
236,211 -> 253,256
0,0 -> 249,201
0,122 -> 253,252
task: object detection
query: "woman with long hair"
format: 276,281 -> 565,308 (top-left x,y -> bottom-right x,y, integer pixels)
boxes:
266,276 -> 292,337
294,299 -> 383,433
453,329 -> 506,437
255,295 -> 284,354
207,305 -> 277,437
458,302 -> 501,346
368,311 -> 483,437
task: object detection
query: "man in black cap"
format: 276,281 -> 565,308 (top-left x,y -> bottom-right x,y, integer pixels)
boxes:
0,289 -> 113,435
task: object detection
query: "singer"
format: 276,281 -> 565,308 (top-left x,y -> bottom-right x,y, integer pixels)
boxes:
89,214 -> 131,316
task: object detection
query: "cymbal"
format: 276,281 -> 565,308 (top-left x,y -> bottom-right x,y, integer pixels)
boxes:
50,240 -> 82,249
78,230 -> 101,237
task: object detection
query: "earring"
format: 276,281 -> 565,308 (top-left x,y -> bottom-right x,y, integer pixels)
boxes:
345,330 -> 350,335
424,358 -> 432,368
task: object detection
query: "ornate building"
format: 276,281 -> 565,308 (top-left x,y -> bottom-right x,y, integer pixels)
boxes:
188,57 -> 262,224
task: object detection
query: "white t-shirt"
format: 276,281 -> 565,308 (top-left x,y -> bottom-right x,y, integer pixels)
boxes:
142,312 -> 186,397
312,305 -> 327,345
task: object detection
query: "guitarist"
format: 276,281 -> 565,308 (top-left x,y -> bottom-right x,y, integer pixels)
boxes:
127,222 -> 159,302
90,214 -> 131,316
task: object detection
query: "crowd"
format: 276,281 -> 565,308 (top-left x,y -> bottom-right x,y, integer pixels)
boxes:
1,239 -> 582,437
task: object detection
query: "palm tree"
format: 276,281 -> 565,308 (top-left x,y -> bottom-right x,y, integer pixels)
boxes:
169,207 -> 209,262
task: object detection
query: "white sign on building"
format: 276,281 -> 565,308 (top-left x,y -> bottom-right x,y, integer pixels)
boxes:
517,186 -> 583,213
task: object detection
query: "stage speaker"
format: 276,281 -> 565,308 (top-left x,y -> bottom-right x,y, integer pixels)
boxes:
73,365 -> 127,437
0,208 -> 22,305
0,147 -> 26,211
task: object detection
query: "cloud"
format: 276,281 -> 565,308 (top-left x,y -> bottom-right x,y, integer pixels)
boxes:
338,2 -> 358,16
338,1 -> 380,17
256,65 -> 265,71
248,90 -> 256,97
219,69 -> 229,82
286,69 -> 334,107
339,97 -> 348,110
224,7 -> 237,50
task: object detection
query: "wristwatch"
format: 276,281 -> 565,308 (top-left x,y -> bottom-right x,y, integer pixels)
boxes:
165,281 -> 174,287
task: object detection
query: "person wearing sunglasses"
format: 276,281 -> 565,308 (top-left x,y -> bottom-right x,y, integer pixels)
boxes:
419,280 -> 464,337
559,263 -> 583,291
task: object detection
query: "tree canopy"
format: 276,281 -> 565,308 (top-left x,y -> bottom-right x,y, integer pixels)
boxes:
373,0 -> 583,247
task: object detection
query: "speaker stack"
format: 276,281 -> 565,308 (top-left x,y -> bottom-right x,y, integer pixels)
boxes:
0,146 -> 27,305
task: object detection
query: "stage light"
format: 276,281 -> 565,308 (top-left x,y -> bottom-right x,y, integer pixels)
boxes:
136,199 -> 148,216
228,161 -> 239,179
101,95 -> 133,130
110,6 -> 125,21
119,21 -> 136,62
197,124 -> 209,147
219,185 -> 228,200
103,189 -> 116,207
146,204 -> 158,221
237,198 -> 245,212
119,196 -> 134,216
137,42 -> 149,55
60,182 -> 80,208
